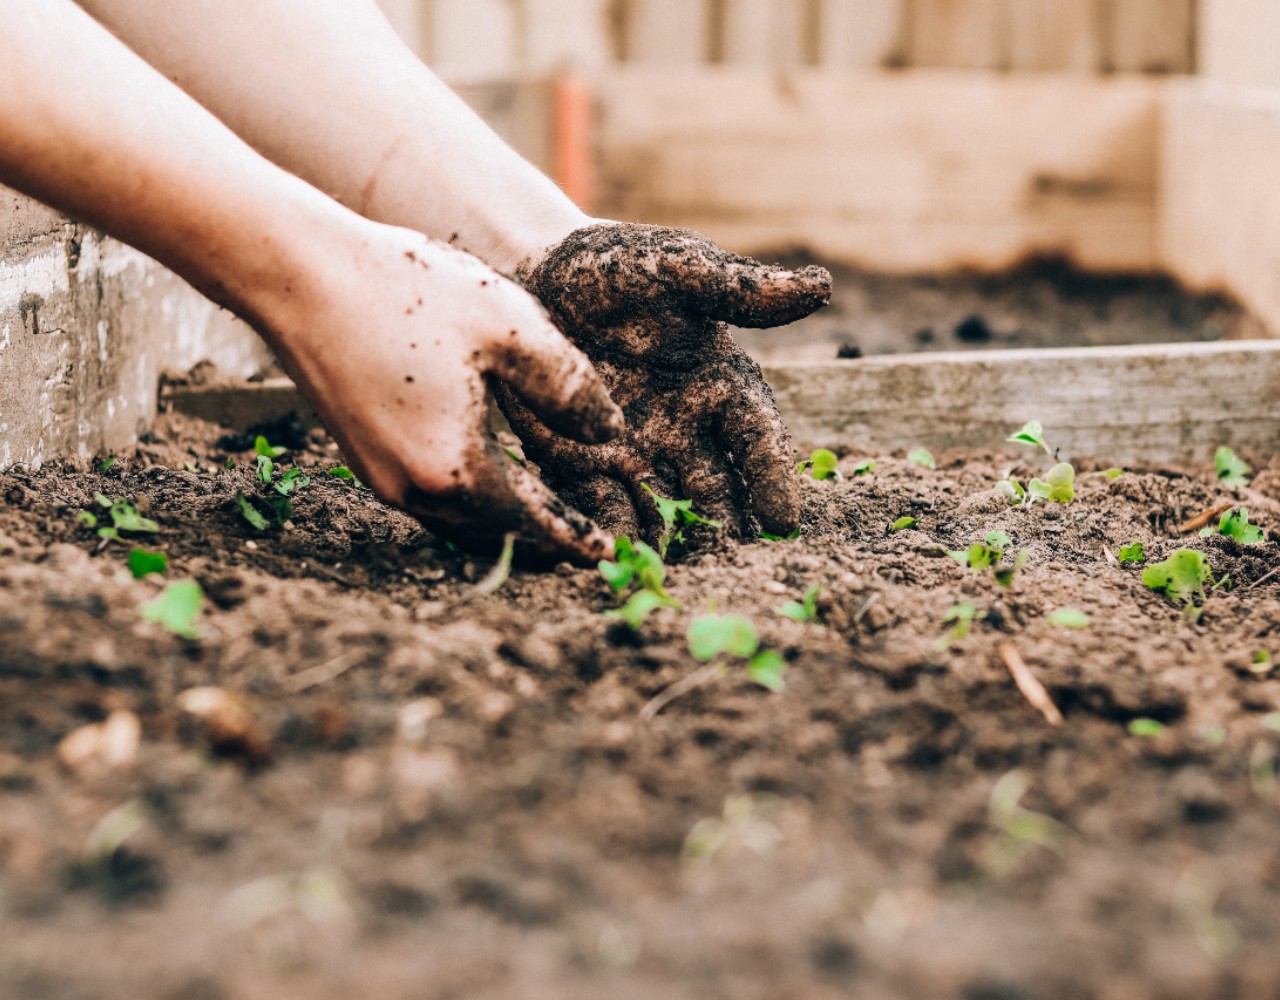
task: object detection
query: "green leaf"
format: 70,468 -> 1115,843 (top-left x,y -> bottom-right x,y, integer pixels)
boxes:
1203,508 -> 1266,545
1104,468 -> 1125,479
760,528 -> 801,542
641,484 -> 721,557
94,492 -> 114,508
935,602 -> 976,651
1046,608 -> 1089,629
747,650 -> 787,692
599,559 -> 635,593
606,589 -> 674,630
852,458 -> 875,476
1008,420 -> 1050,454
76,511 -> 98,529
891,516 -> 917,532
254,435 -> 287,458
797,449 -> 840,481
1029,463 -> 1075,504
1142,549 -> 1213,605
908,449 -> 936,470
1118,542 -> 1146,564
688,614 -> 759,661
775,584 -> 821,624
140,580 -> 203,640
997,478 -> 1026,505
97,527 -> 122,543
326,466 -> 364,487
270,496 -> 293,526
986,530 -> 1011,553
107,501 -> 158,534
236,492 -> 269,531
1215,446 -> 1250,489
275,468 -> 311,497
1128,718 -> 1165,737
224,456 -> 237,471
127,548 -> 168,579
99,458 -> 116,473
993,549 -> 1029,590
256,454 -> 275,484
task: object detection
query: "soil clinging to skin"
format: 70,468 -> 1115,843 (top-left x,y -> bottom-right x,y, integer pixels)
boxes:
2,412 -> 1279,1000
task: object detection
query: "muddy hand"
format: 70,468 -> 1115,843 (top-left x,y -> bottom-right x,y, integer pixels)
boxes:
498,222 -> 831,541
263,225 -> 622,566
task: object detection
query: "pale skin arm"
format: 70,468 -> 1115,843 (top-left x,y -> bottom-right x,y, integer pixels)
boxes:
0,0 -> 621,563
73,0 -> 591,273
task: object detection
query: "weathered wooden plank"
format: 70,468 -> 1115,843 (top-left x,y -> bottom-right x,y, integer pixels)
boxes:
817,0 -> 907,69
623,0 -> 711,64
1103,0 -> 1194,74
166,342 -> 1280,467
767,341 -> 1280,463
905,0 -> 1009,70
1007,0 -> 1100,72
1159,80 -> 1280,338
594,69 -> 1163,272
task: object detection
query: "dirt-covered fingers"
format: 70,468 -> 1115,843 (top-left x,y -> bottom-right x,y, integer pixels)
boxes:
686,254 -> 832,329
677,454 -> 747,537
404,443 -> 612,566
717,385 -> 801,537
558,475 -> 640,539
481,310 -> 622,445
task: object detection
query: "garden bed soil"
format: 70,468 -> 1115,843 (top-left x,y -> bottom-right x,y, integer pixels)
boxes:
2,412 -> 1279,1000
736,256 -> 1268,363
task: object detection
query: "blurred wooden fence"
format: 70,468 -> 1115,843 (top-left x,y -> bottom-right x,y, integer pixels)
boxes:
378,0 -> 1197,80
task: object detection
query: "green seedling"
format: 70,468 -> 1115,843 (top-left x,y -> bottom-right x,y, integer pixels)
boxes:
891,516 -> 917,532
76,511 -> 98,529
606,590 -> 672,631
127,548 -> 168,579
1118,542 -> 1146,565
908,449 -> 936,470
224,456 -> 237,471
254,435 -> 286,459
270,496 -> 293,526
326,466 -> 364,487
997,477 -> 1026,505
1046,608 -> 1089,629
852,458 -> 875,476
1103,468 -> 1125,479
256,454 -> 275,484
1251,650 -> 1273,675
599,536 -> 681,629
1142,549 -> 1213,612
688,614 -> 787,692
274,468 -> 312,497
776,584 -> 821,624
85,496 -> 159,543
140,580 -> 203,640
1215,446 -> 1250,489
950,531 -> 1027,587
983,769 -> 1072,877
1129,718 -> 1165,737
642,484 -> 721,558
760,528 -> 801,542
797,448 -> 840,481
236,492 -> 269,531
474,533 -> 515,595
99,458 -> 116,473
1028,463 -> 1076,504
1008,420 -> 1051,455
1200,507 -> 1266,545
935,602 -> 976,652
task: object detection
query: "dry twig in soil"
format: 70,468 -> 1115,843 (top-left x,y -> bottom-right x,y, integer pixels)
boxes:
998,643 -> 1064,726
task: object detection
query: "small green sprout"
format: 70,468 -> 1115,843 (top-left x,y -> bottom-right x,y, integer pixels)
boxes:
474,533 -> 515,595
1142,549 -> 1213,608
908,449 -> 936,470
1215,446 -> 1250,489
76,511 -> 98,529
982,769 -> 1072,876
1118,542 -> 1146,564
599,536 -> 680,629
891,516 -> 916,532
1251,650 -> 1273,675
1027,463 -> 1076,504
224,456 -> 236,471
270,496 -> 293,526
950,531 -> 1026,587
641,484 -> 721,557
236,492 -> 269,531
775,584 -> 821,624
254,435 -> 286,459
1008,420 -> 1051,455
140,580 -> 203,640
274,468 -> 312,497
1128,718 -> 1166,737
1045,608 -> 1089,629
1103,468 -> 1125,479
86,497 -> 159,543
326,466 -> 364,487
127,548 -> 168,579
1200,508 -> 1265,545
935,602 -> 976,652
256,454 -> 274,484
851,458 -> 875,476
688,614 -> 787,692
760,528 -> 801,542
797,449 -> 840,481
99,458 -> 116,473
997,477 -> 1026,504
606,590 -> 671,630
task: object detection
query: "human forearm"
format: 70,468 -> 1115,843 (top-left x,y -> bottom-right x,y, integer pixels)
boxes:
75,0 -> 590,273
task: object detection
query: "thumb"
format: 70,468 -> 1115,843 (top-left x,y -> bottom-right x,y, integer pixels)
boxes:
484,316 -> 623,445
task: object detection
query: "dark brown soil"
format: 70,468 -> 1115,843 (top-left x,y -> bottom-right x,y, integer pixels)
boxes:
2,411 -> 1279,1000
736,257 -> 1269,364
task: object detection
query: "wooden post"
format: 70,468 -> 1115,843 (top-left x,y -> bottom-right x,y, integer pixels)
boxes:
1007,0 -> 1100,72
1103,0 -> 1195,74
905,0 -> 1009,70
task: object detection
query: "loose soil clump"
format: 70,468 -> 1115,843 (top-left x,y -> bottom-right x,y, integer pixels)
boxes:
1,413 -> 1279,1000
